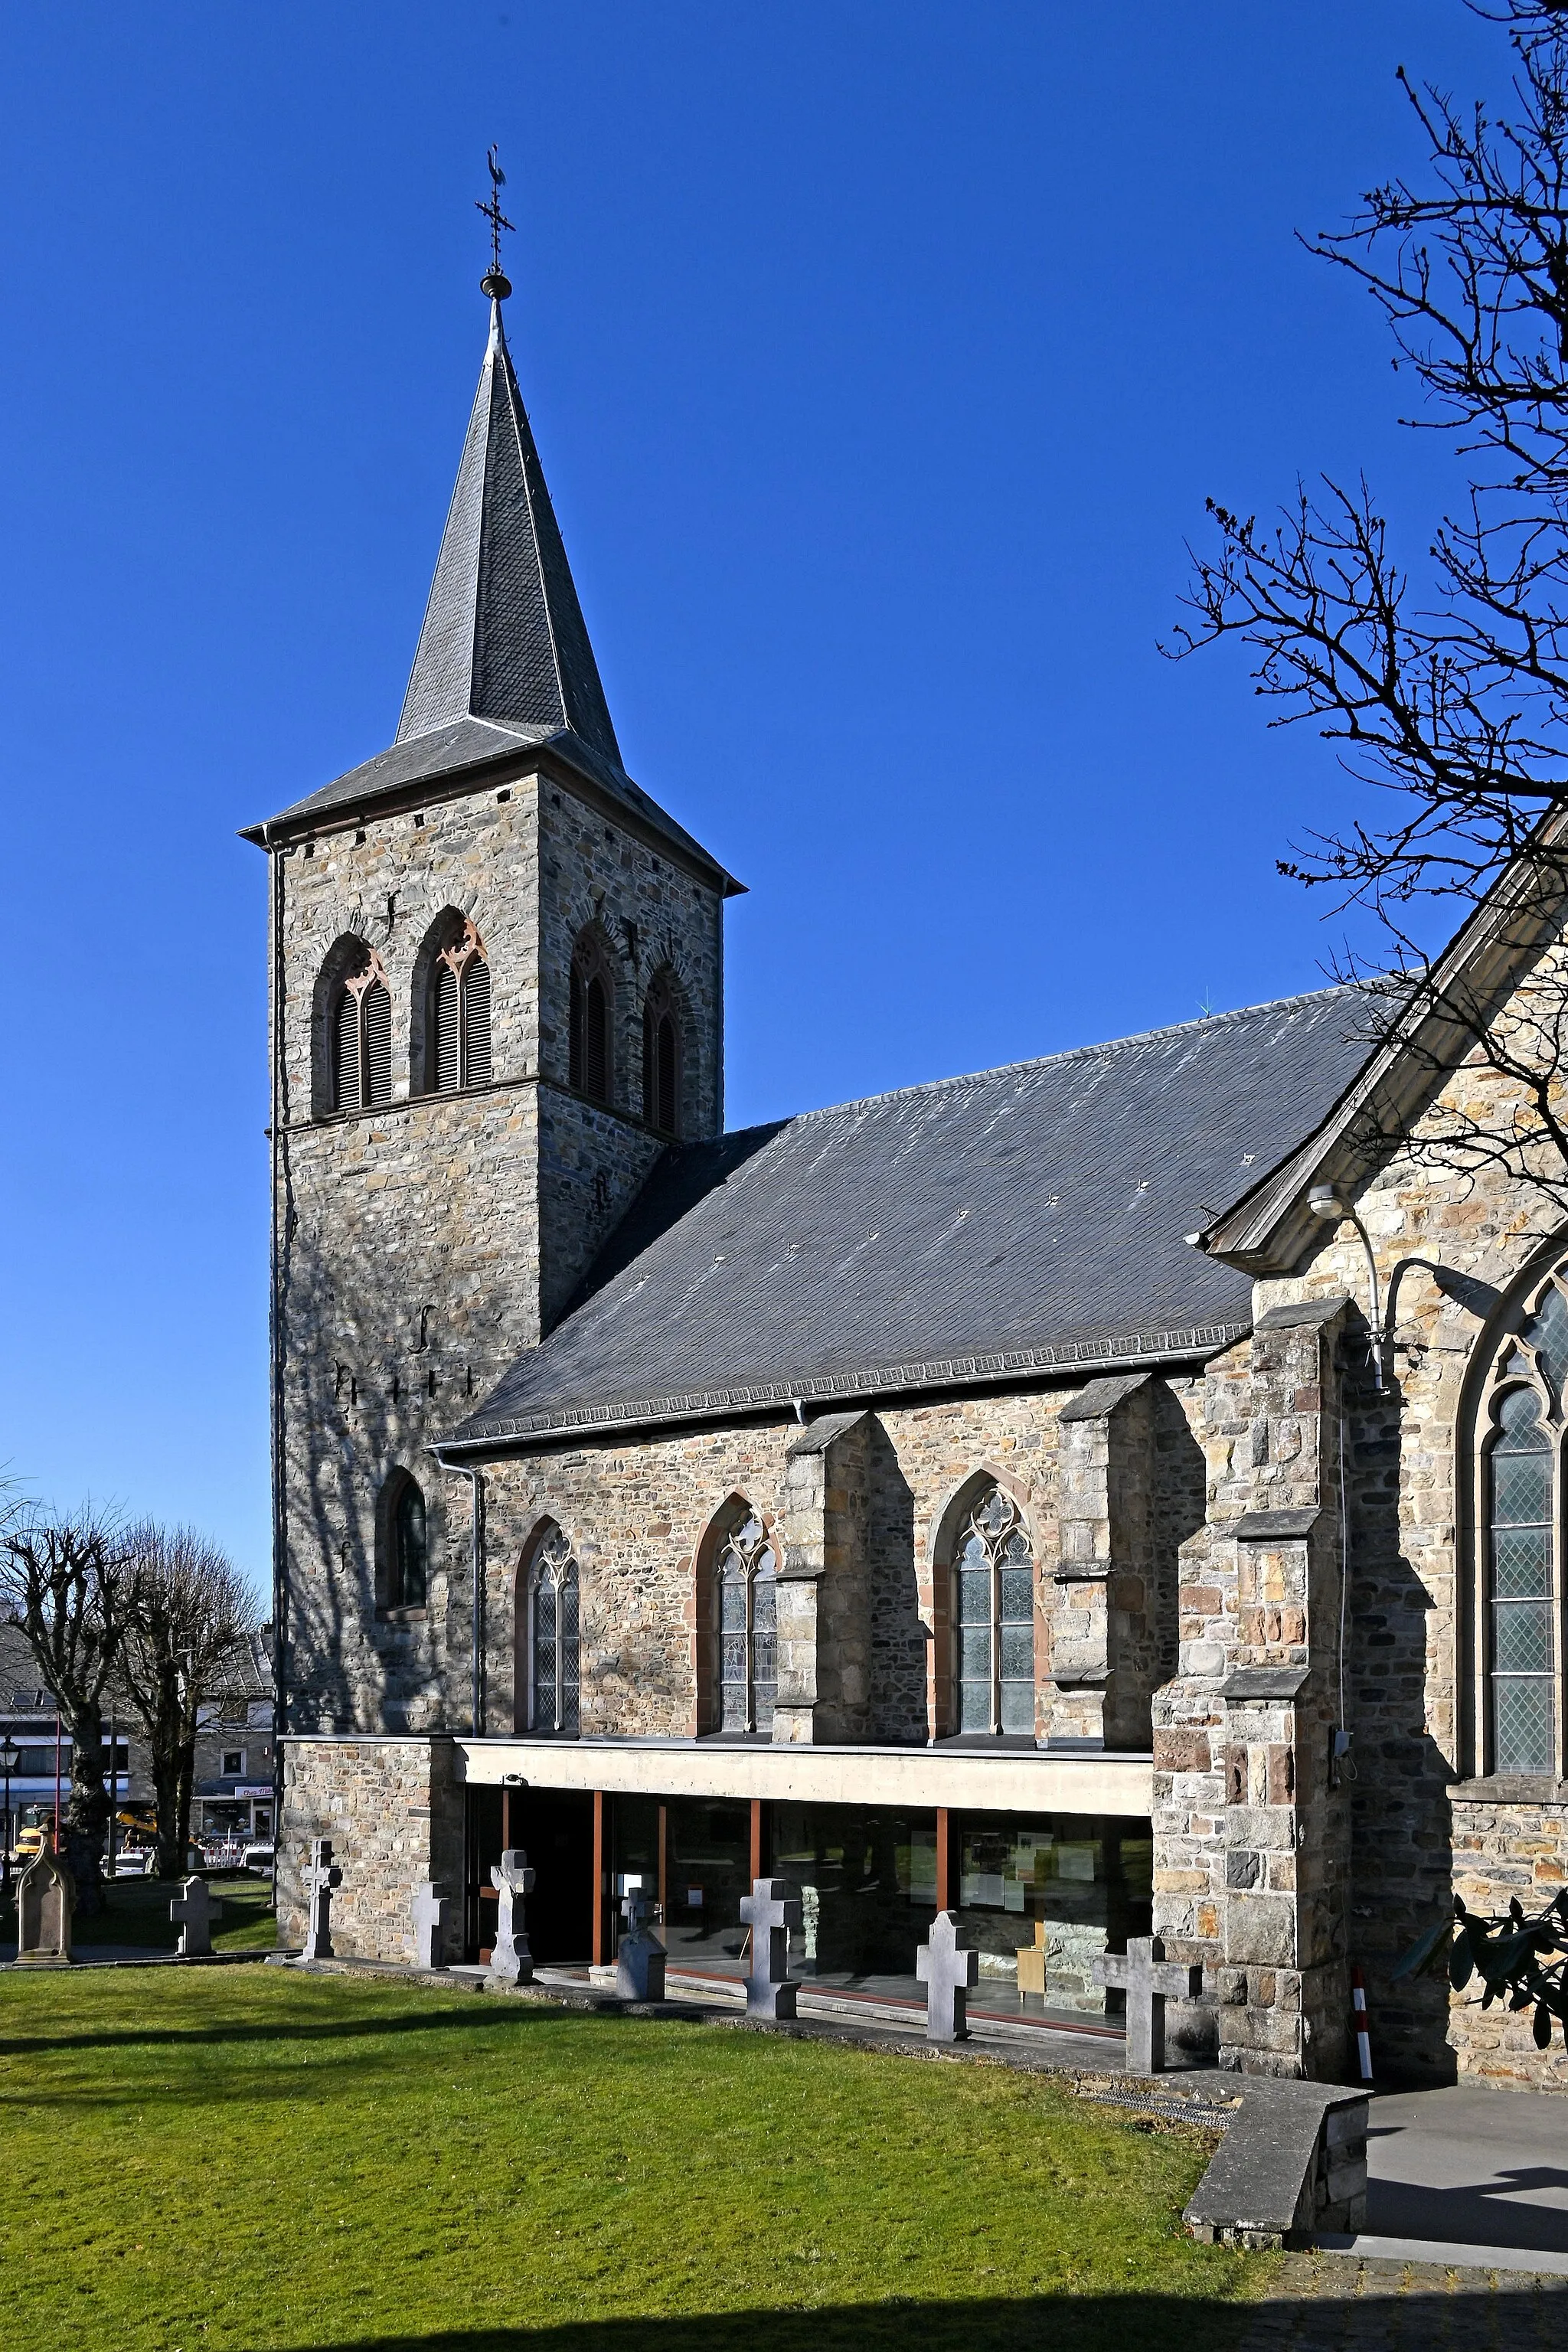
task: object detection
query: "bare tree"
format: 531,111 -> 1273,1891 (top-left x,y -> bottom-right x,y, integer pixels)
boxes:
113,1524 -> 260,1872
116,1524 -> 260,1880
1171,3 -> 1568,1229
0,1506 -> 136,1914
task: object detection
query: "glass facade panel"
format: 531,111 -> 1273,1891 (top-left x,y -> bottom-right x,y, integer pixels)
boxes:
772,1803 -> 938,1978
954,1813 -> 1152,2015
660,1798 -> 752,1962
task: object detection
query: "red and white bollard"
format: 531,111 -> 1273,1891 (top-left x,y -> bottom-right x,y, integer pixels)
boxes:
1351,1964 -> 1374,2082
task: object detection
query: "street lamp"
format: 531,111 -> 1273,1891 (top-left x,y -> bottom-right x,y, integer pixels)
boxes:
0,1732 -> 20,1898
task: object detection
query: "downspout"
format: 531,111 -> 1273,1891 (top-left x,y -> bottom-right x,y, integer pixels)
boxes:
266,825 -> 290,1891
433,1451 -> 485,1734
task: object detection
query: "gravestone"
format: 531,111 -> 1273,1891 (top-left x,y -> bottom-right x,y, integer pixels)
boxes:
916,1910 -> 979,2042
412,1881 -> 449,1971
1092,1935 -> 1204,2073
15,1846 -> 73,1967
739,1878 -> 802,2021
488,1849 -> 535,1985
170,1875 -> 222,1958
301,1838 -> 343,1962
615,1881 -> 666,2002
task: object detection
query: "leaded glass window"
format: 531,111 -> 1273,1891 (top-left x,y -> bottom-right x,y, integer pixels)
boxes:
715,1512 -> 776,1734
529,1527 -> 580,1735
1487,1386 -> 1555,1773
953,1484 -> 1035,1736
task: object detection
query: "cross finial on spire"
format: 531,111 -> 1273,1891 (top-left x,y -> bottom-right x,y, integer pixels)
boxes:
477,144 -> 516,302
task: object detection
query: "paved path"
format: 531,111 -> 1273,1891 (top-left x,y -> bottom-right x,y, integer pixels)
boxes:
1241,2251 -> 1568,2350
1362,2084 -> 1568,2259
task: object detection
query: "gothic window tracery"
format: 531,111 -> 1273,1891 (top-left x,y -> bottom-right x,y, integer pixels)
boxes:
1479,1266 -> 1568,1775
428,919 -> 492,1093
952,1484 -> 1035,1736
528,1525 -> 580,1735
642,969 -> 681,1137
569,931 -> 612,1103
716,1510 -> 776,1734
332,948 -> 393,1112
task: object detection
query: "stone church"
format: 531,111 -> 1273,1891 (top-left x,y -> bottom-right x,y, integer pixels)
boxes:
247,268 -> 1568,2094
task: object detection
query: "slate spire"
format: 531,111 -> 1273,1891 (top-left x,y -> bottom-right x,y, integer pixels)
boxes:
396,290 -> 623,769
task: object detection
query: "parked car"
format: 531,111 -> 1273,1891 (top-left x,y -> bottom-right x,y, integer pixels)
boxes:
241,1841 -> 275,1875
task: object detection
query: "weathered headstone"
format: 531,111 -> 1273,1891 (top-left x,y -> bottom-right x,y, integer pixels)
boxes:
1092,1935 -> 1204,2073
615,1881 -> 666,2001
170,1875 -> 221,1958
15,1846 -> 73,1967
916,1910 -> 979,2042
301,1838 -> 342,1962
488,1849 -> 535,1985
412,1880 -> 449,1971
738,1877 -> 802,2020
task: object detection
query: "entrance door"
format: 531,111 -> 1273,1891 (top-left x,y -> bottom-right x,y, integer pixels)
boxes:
514,1788 -> 594,1962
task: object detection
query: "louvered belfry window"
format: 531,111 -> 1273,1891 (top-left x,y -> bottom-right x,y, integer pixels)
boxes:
332,949 -> 394,1113
642,970 -> 681,1138
568,935 -> 612,1103
428,920 -> 491,1093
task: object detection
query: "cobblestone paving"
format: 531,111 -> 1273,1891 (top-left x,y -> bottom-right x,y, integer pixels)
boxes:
1238,2254 -> 1568,2350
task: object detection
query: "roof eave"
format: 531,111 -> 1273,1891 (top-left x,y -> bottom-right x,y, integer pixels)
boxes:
240,733 -> 746,897
1202,810 -> 1568,1273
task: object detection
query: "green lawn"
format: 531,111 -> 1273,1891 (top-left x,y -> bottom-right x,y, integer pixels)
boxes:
2,1867 -> 277,1953
0,1967 -> 1271,2352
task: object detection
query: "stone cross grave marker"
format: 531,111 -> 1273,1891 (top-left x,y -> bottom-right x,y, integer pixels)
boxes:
170,1875 -> 220,1958
488,1849 -> 535,1985
615,1878 -> 666,2002
411,1881 -> 449,1971
1092,1936 -> 1204,2074
302,1838 -> 343,1962
15,1845 -> 73,1967
738,1878 -> 802,2021
916,1910 -> 979,2043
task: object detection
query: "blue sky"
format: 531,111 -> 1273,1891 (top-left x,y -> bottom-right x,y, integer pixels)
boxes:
0,3 -> 1505,1586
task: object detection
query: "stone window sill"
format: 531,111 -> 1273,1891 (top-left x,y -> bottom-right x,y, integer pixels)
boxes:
1450,1775 -> 1568,1805
376,1607 -> 428,1625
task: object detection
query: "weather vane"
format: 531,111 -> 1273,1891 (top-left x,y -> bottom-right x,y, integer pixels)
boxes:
477,145 -> 516,302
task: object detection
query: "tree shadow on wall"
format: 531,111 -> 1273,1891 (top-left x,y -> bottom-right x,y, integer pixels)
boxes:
864,1419 -> 923,1743
1341,1354 -> 1459,2089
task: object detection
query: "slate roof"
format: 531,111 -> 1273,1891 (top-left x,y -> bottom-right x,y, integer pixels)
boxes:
245,300 -> 740,891
447,982 -> 1381,1450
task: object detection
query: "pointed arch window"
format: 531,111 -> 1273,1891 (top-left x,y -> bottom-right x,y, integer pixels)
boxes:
952,1484 -> 1034,1736
642,969 -> 681,1137
528,1524 -> 580,1735
715,1510 -> 777,1734
377,1470 -> 428,1615
332,950 -> 393,1112
429,920 -> 491,1093
1478,1266 -> 1568,1776
569,933 -> 612,1102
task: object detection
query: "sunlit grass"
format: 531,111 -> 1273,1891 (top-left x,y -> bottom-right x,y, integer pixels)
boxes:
0,1967 -> 1266,2351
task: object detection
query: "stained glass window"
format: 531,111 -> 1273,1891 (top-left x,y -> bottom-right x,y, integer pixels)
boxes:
715,1512 -> 776,1733
952,1485 -> 1035,1736
530,1526 -> 580,1735
391,1478 -> 427,1610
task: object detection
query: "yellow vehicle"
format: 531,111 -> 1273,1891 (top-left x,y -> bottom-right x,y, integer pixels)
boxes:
8,1826 -> 47,1866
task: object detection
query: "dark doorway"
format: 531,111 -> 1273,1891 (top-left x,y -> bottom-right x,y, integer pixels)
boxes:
512,1787 -> 595,1963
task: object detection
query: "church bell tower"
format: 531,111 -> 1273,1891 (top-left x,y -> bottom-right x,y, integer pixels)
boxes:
244,173 -> 742,1742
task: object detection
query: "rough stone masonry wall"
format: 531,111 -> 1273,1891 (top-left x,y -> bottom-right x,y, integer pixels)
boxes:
278,1737 -> 465,1965
1450,1785 -> 1568,2091
1227,1031 -> 1568,2089
273,763 -> 722,1740
474,1380 -> 1206,1746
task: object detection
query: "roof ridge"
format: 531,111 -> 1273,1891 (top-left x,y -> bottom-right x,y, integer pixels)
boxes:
773,978 -> 1377,1132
